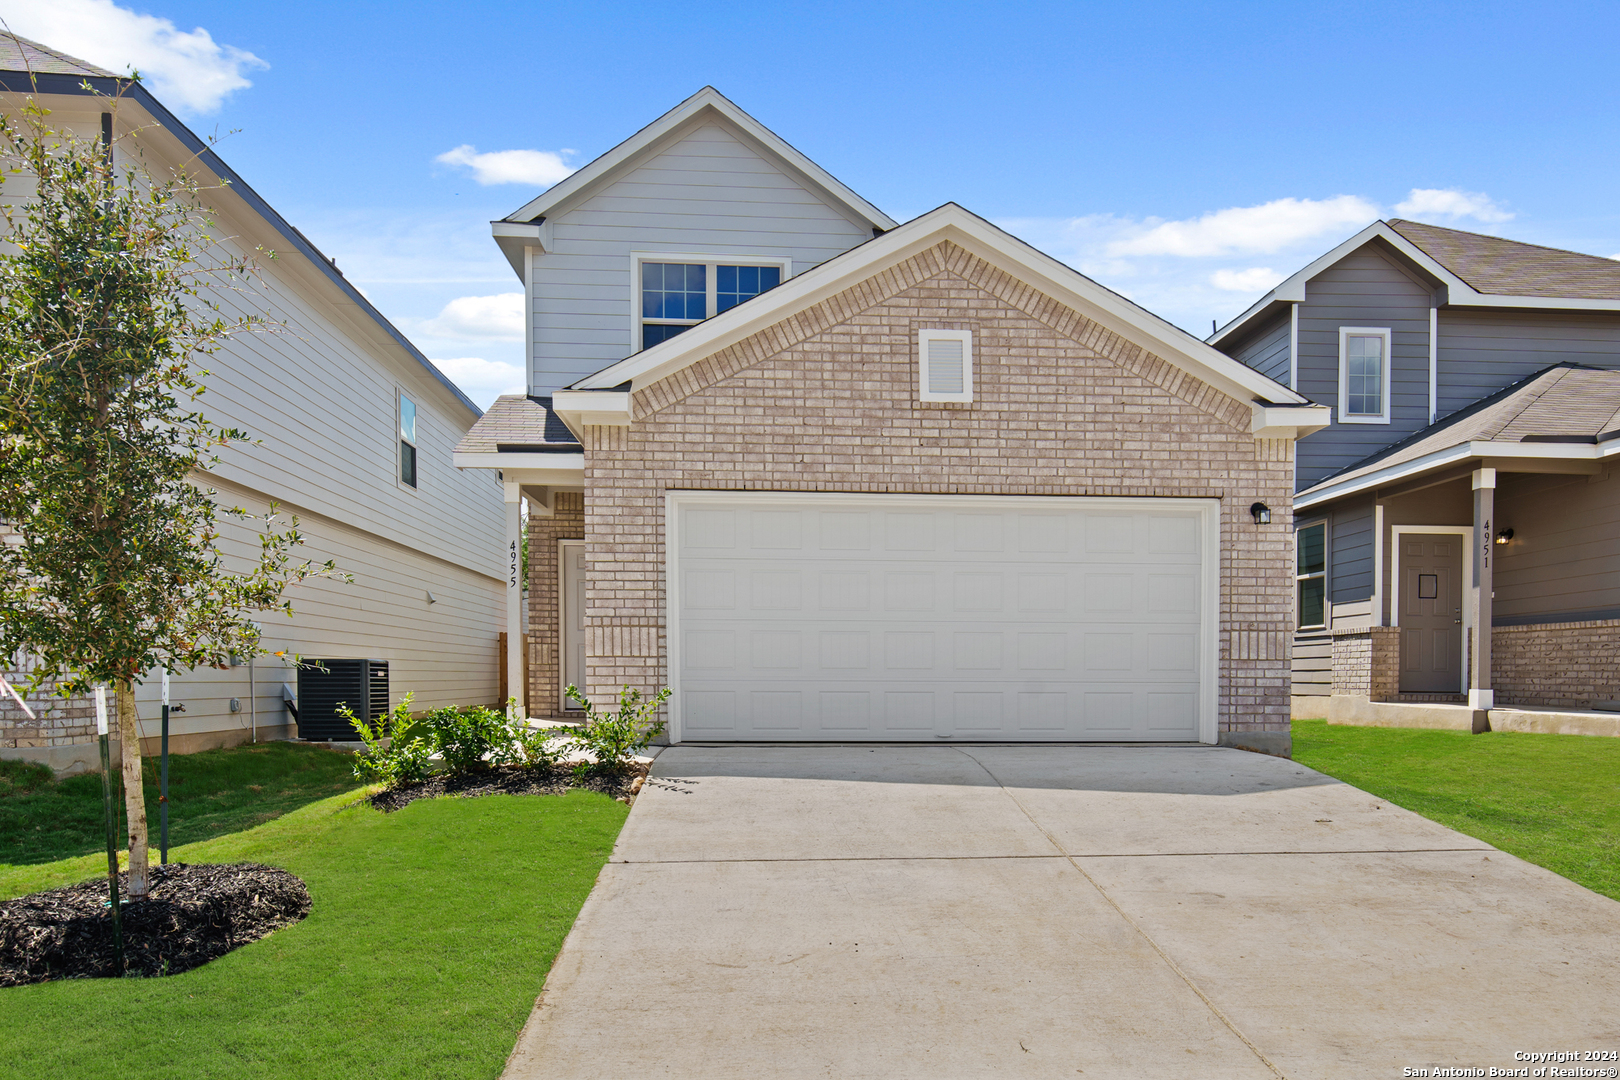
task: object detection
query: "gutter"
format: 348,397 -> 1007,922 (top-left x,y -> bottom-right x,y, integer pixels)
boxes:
1295,436 -> 1620,509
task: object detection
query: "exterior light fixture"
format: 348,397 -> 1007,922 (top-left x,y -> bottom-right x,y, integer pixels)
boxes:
1249,502 -> 1272,525
1495,527 -> 1514,545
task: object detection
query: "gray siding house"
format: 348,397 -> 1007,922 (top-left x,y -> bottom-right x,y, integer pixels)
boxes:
1212,221 -> 1620,728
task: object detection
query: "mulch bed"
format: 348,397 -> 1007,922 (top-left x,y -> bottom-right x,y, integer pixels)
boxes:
367,761 -> 650,813
0,863 -> 310,987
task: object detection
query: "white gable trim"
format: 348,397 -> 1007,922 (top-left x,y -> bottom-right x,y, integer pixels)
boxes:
499,87 -> 897,233
571,203 -> 1311,424
1210,221 -> 1620,348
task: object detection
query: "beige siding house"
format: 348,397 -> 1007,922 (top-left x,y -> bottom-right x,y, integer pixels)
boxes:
0,38 -> 505,772
459,91 -> 1328,756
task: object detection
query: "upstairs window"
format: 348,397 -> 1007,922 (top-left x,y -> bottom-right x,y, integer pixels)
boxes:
918,329 -> 974,403
1296,521 -> 1326,629
399,394 -> 418,488
1338,327 -> 1391,424
638,257 -> 785,350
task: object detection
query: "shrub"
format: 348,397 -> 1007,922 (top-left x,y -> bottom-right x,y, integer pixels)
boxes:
343,693 -> 435,787
563,684 -> 670,775
417,704 -> 510,773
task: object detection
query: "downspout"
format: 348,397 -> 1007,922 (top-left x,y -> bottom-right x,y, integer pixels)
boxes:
1429,304 -> 1439,424
1289,303 -> 1300,391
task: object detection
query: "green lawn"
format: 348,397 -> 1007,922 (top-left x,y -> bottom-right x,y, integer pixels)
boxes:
0,787 -> 628,1079
1,741 -> 359,866
1292,719 -> 1620,901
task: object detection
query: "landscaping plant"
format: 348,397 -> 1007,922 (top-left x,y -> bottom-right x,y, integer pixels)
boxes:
563,684 -> 671,775
0,88 -> 337,899
342,695 -> 435,787
419,703 -> 519,773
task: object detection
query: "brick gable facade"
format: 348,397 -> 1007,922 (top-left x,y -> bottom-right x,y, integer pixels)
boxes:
572,240 -> 1296,745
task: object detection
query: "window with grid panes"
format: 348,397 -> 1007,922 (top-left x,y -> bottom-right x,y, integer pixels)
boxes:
640,260 -> 783,350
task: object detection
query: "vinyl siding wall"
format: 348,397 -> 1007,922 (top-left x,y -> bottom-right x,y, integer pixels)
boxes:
531,119 -> 873,394
1226,310 -> 1292,387
1293,247 -> 1436,490
1435,308 -> 1620,420
1494,468 -> 1620,622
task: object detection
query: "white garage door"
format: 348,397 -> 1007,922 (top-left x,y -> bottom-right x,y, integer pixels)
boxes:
667,492 -> 1217,743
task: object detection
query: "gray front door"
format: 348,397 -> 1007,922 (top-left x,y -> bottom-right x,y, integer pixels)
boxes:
1399,534 -> 1463,694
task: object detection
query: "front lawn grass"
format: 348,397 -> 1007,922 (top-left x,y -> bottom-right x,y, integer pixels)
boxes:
1292,719 -> 1620,901
0,741 -> 358,866
0,787 -> 628,1079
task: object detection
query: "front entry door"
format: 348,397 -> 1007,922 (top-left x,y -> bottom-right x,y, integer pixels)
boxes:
1399,534 -> 1463,693
560,540 -> 586,711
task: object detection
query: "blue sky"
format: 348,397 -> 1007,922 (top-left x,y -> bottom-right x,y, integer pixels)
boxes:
6,0 -> 1620,407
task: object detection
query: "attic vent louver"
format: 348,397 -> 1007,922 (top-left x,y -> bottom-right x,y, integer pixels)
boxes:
918,329 -> 974,403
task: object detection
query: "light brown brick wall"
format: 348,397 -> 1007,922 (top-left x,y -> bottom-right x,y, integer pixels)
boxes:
581,240 -> 1296,735
1494,620 -> 1620,709
526,490 -> 585,719
1330,627 -> 1400,701
1,649 -> 96,750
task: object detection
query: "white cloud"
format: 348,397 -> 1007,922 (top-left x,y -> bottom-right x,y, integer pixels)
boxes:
1394,188 -> 1514,223
0,0 -> 266,113
432,357 -> 526,410
1107,195 -> 1380,258
418,293 -> 524,341
435,145 -> 575,187
1210,267 -> 1282,293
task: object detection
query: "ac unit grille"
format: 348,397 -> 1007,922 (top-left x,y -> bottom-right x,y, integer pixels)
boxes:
296,659 -> 390,741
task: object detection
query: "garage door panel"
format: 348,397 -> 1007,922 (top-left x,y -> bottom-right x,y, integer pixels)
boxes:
671,495 -> 1213,742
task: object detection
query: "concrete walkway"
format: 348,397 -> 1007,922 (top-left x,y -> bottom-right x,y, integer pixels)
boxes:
503,745 -> 1620,1079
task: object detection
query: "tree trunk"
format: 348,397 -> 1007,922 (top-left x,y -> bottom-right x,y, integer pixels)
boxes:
116,679 -> 151,899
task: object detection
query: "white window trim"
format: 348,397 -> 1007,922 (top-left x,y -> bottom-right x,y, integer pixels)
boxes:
1295,519 -> 1328,630
1338,326 -> 1392,425
918,328 -> 974,403
629,251 -> 792,353
397,388 -> 419,492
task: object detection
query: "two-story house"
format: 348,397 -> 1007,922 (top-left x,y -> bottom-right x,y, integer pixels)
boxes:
456,88 -> 1330,755
1211,220 -> 1620,732
0,36 -> 508,773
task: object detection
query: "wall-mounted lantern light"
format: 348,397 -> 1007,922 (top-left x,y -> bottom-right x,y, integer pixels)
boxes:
1495,527 -> 1514,546
1249,502 -> 1272,525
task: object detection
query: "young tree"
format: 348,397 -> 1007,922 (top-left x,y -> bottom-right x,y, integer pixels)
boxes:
0,88 -> 336,898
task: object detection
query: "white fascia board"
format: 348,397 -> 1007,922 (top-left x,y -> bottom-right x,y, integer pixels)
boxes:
491,220 -> 549,279
1295,438 -> 1617,509
452,452 -> 584,484
551,390 -> 632,440
573,204 -> 1308,410
1252,403 -> 1333,440
498,87 -> 897,232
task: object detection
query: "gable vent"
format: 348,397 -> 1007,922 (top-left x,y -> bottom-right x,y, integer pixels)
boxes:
918,329 -> 974,402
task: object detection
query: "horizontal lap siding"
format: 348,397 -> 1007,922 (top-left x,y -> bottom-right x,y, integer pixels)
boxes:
1329,496 -> 1375,604
534,121 -> 872,394
1228,310 -> 1292,386
1295,247 -> 1435,490
1494,470 -> 1620,620
1437,309 -> 1620,420
583,241 -> 1297,737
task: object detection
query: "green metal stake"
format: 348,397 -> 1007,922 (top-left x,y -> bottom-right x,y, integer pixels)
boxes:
95,687 -> 124,970
160,672 -> 169,866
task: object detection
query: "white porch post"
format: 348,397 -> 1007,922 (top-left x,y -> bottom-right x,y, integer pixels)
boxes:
504,481 -> 526,718
1469,467 -> 1496,710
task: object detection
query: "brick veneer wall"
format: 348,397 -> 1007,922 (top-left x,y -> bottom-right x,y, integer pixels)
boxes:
1494,619 -> 1620,709
578,240 -> 1296,737
526,491 -> 585,719
1,649 -> 96,750
1330,627 -> 1400,701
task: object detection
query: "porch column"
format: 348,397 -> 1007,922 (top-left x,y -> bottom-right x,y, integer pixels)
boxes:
1470,467 -> 1495,710
504,481 -> 526,718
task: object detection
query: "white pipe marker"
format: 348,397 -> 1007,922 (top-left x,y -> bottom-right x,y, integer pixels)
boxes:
163,672 -> 169,706
95,685 -> 108,736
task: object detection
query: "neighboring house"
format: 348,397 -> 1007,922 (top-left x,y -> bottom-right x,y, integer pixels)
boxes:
1211,220 -> 1620,727
0,37 -> 506,772
456,88 -> 1328,755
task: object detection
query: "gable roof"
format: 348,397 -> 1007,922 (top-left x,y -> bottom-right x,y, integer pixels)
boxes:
1210,220 -> 1620,349
566,203 -> 1316,426
492,86 -> 896,244
1386,219 -> 1620,301
1296,364 -> 1620,508
0,34 -> 481,419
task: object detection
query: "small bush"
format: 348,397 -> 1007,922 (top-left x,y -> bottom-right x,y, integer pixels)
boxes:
418,704 -> 510,773
344,693 -> 435,787
563,684 -> 670,775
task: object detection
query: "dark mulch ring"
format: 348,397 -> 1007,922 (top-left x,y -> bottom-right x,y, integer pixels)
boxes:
367,761 -> 650,813
0,863 -> 311,987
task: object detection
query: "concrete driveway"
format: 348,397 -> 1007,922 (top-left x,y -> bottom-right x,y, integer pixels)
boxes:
503,745 -> 1620,1079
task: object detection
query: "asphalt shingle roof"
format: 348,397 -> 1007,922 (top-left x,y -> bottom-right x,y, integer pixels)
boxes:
453,395 -> 580,454
1302,364 -> 1620,497
0,33 -> 115,78
1389,219 -> 1620,301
